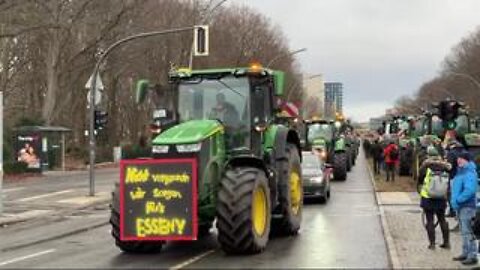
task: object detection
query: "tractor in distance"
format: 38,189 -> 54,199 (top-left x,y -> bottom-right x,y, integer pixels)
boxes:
110,64 -> 304,255
302,117 -> 348,181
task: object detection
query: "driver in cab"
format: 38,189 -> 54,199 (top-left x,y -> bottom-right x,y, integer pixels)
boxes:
209,93 -> 240,127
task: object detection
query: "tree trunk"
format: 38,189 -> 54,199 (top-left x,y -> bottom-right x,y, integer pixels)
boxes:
42,30 -> 60,125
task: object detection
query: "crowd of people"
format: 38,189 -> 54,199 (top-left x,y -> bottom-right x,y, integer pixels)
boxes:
363,134 -> 479,266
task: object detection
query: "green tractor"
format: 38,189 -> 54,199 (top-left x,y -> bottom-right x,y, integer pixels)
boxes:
435,99 -> 480,176
410,99 -> 480,180
303,118 -> 348,180
337,119 -> 358,171
110,66 -> 303,255
410,112 -> 443,181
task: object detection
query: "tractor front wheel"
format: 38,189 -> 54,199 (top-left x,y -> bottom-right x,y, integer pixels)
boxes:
110,183 -> 164,253
216,167 -> 271,254
272,143 -> 303,236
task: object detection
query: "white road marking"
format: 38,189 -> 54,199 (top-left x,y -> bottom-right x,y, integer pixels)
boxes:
0,249 -> 56,267
169,249 -> 216,270
2,187 -> 25,193
17,190 -> 74,202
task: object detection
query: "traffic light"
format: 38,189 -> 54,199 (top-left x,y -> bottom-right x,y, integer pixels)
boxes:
94,110 -> 108,130
194,25 -> 209,56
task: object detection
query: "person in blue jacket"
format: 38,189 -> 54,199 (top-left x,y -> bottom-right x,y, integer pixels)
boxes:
451,151 -> 478,265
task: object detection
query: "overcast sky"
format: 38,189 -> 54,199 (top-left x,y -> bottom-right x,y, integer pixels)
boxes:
234,0 -> 480,122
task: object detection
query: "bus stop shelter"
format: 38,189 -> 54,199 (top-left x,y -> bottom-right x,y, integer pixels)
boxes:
13,126 -> 71,172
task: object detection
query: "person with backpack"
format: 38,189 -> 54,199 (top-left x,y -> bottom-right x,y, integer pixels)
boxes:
383,140 -> 399,181
451,151 -> 478,265
418,146 -> 452,250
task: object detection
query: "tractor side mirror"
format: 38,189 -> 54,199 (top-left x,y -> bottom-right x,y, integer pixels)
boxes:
136,79 -> 151,104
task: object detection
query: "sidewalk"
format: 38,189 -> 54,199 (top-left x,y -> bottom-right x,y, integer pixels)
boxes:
1,168 -> 116,226
370,169 -> 473,269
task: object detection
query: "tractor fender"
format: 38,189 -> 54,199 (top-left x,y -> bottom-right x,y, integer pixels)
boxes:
273,127 -> 301,161
225,156 -> 277,207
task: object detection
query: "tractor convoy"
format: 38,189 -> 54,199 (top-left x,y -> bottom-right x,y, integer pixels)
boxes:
377,98 -> 480,184
110,65 -> 358,255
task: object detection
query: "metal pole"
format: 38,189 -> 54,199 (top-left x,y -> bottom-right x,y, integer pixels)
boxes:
88,26 -> 196,196
0,92 -> 3,214
448,72 -> 480,90
61,133 -> 65,171
266,48 -> 307,68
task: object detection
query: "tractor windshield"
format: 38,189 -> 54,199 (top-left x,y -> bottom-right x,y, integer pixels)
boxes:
307,123 -> 334,143
455,115 -> 469,135
177,76 -> 251,148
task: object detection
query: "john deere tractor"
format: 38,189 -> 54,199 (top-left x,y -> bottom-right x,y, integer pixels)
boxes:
110,66 -> 303,255
411,99 -> 480,181
435,99 -> 480,176
303,118 -> 348,180
410,111 -> 444,181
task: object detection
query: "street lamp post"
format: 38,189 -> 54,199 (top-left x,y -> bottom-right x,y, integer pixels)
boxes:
0,92 -> 3,215
286,73 -> 322,102
87,26 -> 198,196
266,48 -> 307,68
448,71 -> 480,90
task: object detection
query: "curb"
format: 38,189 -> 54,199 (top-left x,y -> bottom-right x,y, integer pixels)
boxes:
366,160 -> 402,269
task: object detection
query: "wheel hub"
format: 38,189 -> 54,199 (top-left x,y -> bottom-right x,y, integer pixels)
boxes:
252,186 -> 267,236
290,171 -> 302,215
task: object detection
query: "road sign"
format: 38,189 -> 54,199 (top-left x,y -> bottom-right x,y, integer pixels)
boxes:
85,73 -> 104,91
120,159 -> 198,240
87,89 -> 103,106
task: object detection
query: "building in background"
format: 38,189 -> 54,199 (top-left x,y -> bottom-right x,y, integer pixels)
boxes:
369,116 -> 387,131
302,74 -> 324,119
324,82 -> 343,119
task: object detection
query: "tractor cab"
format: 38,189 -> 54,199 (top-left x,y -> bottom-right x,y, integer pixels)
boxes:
304,119 -> 335,152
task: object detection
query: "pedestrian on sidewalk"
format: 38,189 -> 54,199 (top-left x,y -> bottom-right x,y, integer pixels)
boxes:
383,140 -> 399,181
418,146 -> 452,250
445,140 -> 465,218
372,139 -> 383,175
451,151 -> 478,266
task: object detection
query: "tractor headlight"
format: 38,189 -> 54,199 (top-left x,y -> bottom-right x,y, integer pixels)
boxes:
176,143 -> 202,153
311,176 -> 324,183
152,145 -> 169,154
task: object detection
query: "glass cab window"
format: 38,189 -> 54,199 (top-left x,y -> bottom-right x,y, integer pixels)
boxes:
177,76 -> 251,149
307,123 -> 334,143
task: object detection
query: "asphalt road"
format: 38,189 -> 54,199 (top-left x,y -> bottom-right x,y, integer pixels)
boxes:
0,153 -> 389,269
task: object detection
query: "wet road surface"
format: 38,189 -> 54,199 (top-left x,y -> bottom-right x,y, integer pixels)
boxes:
0,153 -> 389,269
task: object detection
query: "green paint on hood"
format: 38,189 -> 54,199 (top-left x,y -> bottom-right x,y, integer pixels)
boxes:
153,120 -> 223,145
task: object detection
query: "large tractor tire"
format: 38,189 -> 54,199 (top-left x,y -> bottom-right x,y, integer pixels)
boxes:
345,148 -> 352,172
216,167 -> 271,254
333,152 -> 347,181
351,148 -> 356,166
271,143 -> 303,236
110,183 -> 164,253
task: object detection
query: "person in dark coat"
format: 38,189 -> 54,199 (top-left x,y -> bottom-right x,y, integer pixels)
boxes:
371,139 -> 383,175
445,140 -> 465,217
418,146 -> 452,250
